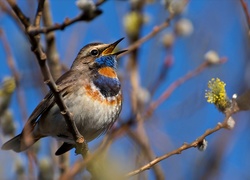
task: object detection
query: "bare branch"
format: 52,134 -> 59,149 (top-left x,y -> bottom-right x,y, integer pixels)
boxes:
34,0 -> 45,27
121,15 -> 174,57
124,3 -> 166,179
0,28 -> 28,122
128,127 -> 165,180
42,0 -> 62,80
7,0 -> 29,28
147,58 -> 227,116
126,103 -> 239,177
240,0 -> 250,31
6,0 -> 86,154
28,1 -> 104,35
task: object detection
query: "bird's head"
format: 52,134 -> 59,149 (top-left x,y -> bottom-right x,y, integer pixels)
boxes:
71,38 -> 126,71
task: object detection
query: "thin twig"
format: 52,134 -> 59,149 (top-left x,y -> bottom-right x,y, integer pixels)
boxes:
28,1 -> 105,35
125,2 -> 166,179
42,0 -> 68,174
147,58 -> 227,116
34,0 -> 45,27
240,0 -> 250,30
42,0 -> 62,80
6,0 -> 86,153
128,127 -> 165,180
59,121 -> 132,179
122,15 -> 174,57
0,27 -> 38,180
0,29 -> 28,123
0,1 -> 24,31
126,102 -> 239,177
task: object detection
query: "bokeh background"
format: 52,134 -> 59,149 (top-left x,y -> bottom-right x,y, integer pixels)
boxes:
0,0 -> 250,179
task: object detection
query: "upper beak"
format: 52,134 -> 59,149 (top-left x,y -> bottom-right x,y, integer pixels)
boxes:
102,38 -> 127,56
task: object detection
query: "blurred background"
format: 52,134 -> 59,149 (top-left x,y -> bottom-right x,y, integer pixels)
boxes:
0,0 -> 250,179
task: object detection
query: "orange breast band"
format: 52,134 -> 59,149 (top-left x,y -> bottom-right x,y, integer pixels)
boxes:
98,67 -> 117,78
84,84 -> 122,106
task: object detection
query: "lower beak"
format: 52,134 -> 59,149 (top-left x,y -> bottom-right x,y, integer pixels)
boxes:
112,49 -> 128,56
102,38 -> 125,55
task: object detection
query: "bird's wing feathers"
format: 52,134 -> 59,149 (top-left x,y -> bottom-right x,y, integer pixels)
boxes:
27,92 -> 54,126
25,70 -> 78,130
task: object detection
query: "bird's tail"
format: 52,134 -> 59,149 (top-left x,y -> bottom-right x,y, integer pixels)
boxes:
1,133 -> 39,152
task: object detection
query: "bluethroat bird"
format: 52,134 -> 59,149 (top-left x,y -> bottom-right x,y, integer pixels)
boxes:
1,38 -> 126,155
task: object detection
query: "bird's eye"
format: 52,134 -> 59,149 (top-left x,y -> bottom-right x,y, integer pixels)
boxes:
90,49 -> 99,56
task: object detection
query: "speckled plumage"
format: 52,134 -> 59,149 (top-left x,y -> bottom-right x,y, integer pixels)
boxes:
1,38 -> 126,155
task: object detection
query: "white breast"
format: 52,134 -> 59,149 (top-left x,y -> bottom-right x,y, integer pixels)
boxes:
36,83 -> 122,144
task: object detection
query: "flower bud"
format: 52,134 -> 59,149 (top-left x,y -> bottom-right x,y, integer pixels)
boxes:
123,11 -> 143,39
75,0 -> 95,11
174,18 -> 193,37
226,116 -> 235,130
204,50 -> 220,65
164,0 -> 186,15
162,32 -> 175,48
197,139 -> 208,151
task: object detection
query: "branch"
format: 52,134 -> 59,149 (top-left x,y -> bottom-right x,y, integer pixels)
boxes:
60,123 -> 129,179
126,99 -> 240,177
146,58 -> 227,116
124,3 -> 165,179
121,15 -> 174,57
240,0 -> 250,31
128,127 -> 165,180
120,0 -> 189,57
34,0 -> 45,27
0,1 -> 24,31
0,27 -> 39,180
41,0 -> 69,174
28,1 -> 104,35
6,0 -> 85,152
0,28 -> 28,122
42,0 -> 62,80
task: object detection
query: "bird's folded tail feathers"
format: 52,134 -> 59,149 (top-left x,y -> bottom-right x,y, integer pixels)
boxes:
55,142 -> 75,156
1,134 -> 38,152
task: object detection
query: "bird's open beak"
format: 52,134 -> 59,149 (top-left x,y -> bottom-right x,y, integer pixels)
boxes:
102,38 -> 127,56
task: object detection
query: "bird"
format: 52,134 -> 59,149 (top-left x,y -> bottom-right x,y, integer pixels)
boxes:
1,38 -> 126,155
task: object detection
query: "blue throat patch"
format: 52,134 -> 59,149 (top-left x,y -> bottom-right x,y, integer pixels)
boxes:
95,55 -> 117,69
93,74 -> 121,97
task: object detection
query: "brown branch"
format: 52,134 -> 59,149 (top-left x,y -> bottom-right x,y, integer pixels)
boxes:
28,1 -> 105,35
121,15 -> 174,57
0,1 -> 24,31
0,28 -> 28,122
60,134 -> 115,180
0,27 -> 40,180
126,99 -> 240,177
7,0 -> 29,28
128,127 -> 165,180
6,0 -> 86,153
42,0 -> 62,80
34,0 -> 45,27
96,0 -> 107,6
28,14 -> 84,35
41,0 -> 68,175
0,29 -> 19,84
119,0 -> 190,56
59,122 -> 131,179
240,0 -> 250,30
124,3 -> 166,179
147,58 -> 227,116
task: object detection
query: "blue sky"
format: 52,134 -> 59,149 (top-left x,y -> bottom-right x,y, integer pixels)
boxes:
1,0 -> 250,179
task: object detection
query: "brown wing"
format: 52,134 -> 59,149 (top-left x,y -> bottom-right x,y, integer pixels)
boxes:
24,70 -> 77,130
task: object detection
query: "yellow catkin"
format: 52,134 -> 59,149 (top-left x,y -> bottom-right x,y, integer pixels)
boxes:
205,78 -> 230,111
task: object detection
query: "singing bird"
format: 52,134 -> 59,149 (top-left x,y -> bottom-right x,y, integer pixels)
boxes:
2,38 -> 126,155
